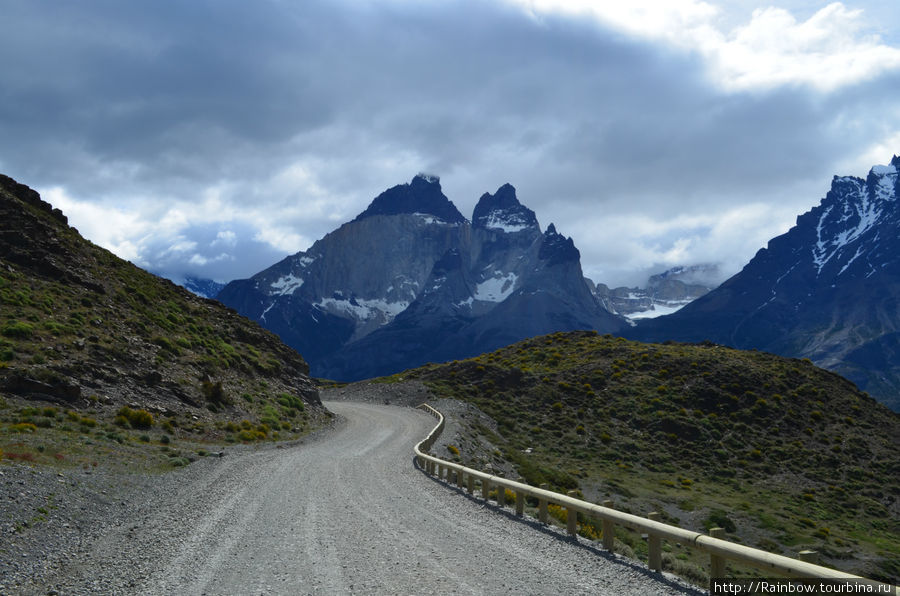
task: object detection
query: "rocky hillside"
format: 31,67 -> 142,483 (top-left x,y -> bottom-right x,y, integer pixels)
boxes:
218,175 -> 624,380
630,157 -> 900,411
0,174 -> 327,467
395,331 -> 900,582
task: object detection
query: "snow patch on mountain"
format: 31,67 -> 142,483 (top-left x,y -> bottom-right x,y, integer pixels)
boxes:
812,177 -> 883,274
627,301 -> 691,320
413,213 -> 458,226
875,167 -> 897,201
474,272 -> 518,302
271,274 -> 305,295
456,296 -> 474,309
481,210 -> 532,233
314,296 -> 409,321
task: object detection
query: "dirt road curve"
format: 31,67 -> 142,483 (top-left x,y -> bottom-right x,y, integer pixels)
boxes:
38,401 -> 701,595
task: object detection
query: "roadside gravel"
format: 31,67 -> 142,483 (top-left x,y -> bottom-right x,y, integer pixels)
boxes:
3,398 -> 703,595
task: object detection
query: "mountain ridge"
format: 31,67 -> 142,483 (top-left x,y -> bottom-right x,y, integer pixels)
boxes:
629,157 -> 900,411
218,175 -> 625,380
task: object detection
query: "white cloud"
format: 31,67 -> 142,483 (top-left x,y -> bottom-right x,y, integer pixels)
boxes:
711,4 -> 900,92
505,1 -> 900,92
577,202 -> 799,287
212,230 -> 237,247
8,1 -> 900,290
42,186 -> 148,262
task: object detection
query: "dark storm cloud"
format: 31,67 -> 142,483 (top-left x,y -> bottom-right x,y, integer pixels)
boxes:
1,0 -> 898,286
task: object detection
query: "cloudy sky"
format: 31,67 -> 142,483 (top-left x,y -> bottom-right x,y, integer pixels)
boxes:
2,0 -> 899,288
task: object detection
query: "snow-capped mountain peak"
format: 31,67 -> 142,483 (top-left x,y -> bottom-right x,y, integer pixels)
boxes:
809,157 -> 899,276
629,155 -> 900,411
218,175 -> 624,382
472,183 -> 539,233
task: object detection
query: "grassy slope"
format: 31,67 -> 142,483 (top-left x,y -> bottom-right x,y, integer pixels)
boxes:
0,176 -> 330,471
396,330 -> 900,583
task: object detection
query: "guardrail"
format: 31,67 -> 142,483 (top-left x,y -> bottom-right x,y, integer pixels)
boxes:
414,403 -> 898,594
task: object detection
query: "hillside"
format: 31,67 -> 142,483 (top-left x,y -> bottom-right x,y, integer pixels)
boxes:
394,331 -> 900,583
0,174 -> 328,470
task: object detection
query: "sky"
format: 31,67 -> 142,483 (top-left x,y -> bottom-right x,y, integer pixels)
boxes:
2,0 -> 899,289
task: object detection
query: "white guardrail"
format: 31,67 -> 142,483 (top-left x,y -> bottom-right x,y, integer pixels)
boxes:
414,403 -> 898,594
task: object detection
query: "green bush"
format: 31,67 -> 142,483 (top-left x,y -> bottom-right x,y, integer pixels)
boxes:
151,336 -> 180,355
116,406 -> 154,429
277,393 -> 305,412
705,509 -> 736,533
2,321 -> 34,338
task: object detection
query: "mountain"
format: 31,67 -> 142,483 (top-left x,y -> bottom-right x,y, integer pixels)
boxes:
590,265 -> 719,320
0,174 -> 326,448
393,330 -> 900,583
180,276 -> 226,299
217,175 -> 625,380
630,157 -> 900,411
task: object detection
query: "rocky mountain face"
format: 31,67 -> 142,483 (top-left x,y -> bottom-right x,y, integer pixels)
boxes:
0,174 -> 325,433
630,157 -> 900,411
217,175 -> 625,380
590,265 -> 718,320
181,276 -> 226,299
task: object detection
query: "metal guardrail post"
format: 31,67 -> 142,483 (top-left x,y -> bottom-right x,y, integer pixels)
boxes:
482,476 -> 491,500
647,512 -> 662,572
515,478 -> 525,517
538,483 -> 549,524
566,491 -> 579,536
709,527 -> 726,581
602,500 -> 615,551
467,474 -> 474,495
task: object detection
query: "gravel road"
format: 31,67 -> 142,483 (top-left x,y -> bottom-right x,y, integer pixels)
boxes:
14,401 -> 702,595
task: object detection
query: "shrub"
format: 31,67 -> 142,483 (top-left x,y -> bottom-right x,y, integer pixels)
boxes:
277,393 -> 305,413
201,380 -> 228,405
151,336 -> 180,355
2,321 -> 34,338
705,509 -> 737,533
117,406 -> 154,429
10,422 -> 37,433
447,444 -> 460,456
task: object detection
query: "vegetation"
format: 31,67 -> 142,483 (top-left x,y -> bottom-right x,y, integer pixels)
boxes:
394,330 -> 900,584
0,175 -> 330,472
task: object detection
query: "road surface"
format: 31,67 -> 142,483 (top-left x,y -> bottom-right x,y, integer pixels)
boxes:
39,401 -> 701,595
